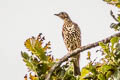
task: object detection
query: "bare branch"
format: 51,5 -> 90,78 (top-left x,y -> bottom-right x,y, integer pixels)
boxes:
45,32 -> 120,80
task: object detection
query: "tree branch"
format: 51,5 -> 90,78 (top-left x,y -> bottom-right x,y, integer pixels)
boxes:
45,32 -> 120,80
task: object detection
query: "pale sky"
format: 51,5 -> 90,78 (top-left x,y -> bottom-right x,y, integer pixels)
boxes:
0,0 -> 118,80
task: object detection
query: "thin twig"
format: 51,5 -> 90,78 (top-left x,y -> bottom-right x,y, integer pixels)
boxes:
45,32 -> 120,80
110,10 -> 118,22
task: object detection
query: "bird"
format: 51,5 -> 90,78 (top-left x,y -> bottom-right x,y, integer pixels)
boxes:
54,12 -> 81,76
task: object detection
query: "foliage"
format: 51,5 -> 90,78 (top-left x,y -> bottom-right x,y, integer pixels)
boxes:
22,33 -> 78,80
109,10 -> 120,31
22,33 -> 120,80
103,0 -> 120,8
21,1 -> 120,80
103,0 -> 120,31
21,33 -> 54,80
80,37 -> 120,80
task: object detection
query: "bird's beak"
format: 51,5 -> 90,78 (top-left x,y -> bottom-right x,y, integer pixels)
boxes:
54,14 -> 59,16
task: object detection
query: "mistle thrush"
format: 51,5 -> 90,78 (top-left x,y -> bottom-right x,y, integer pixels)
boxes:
55,12 -> 81,76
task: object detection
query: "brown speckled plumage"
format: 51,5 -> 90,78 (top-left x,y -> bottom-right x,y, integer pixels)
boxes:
55,12 -> 81,76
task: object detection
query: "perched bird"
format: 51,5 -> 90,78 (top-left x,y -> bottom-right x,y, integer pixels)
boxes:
54,12 -> 81,76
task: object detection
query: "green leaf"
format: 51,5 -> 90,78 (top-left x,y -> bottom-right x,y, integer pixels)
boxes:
98,74 -> 106,80
35,46 -> 47,61
110,37 -> 119,45
110,23 -> 120,31
100,65 -> 113,74
113,68 -> 120,80
37,63 -> 48,75
111,37 -> 119,50
99,42 -> 106,49
80,68 -> 90,79
117,16 -> 120,22
106,71 -> 113,79
87,51 -> 91,60
24,34 -> 49,61
99,42 -> 110,55
21,52 -> 29,60
26,60 -> 35,72
24,37 -> 36,53
21,34 -> 55,79
104,0 -> 112,2
116,3 -> 120,8
112,0 -> 118,2
88,64 -> 97,74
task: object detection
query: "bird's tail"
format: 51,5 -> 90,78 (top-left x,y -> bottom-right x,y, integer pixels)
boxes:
73,54 -> 80,76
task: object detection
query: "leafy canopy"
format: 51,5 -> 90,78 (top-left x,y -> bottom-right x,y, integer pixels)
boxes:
22,0 -> 120,80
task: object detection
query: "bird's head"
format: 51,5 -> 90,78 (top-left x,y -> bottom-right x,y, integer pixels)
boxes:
54,12 -> 70,20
